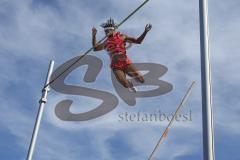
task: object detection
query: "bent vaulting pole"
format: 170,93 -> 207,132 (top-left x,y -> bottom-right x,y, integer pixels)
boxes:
27,60 -> 55,160
199,0 -> 215,160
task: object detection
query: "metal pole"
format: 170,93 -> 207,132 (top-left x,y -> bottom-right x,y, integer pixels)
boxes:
199,0 -> 215,160
27,60 -> 55,160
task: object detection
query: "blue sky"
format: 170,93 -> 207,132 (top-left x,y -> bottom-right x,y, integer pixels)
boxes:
0,0 -> 240,159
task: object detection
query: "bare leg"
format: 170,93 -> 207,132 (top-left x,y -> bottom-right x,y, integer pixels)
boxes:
125,64 -> 145,83
112,68 -> 132,88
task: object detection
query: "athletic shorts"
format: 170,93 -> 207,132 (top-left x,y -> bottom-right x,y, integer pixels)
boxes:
110,55 -> 132,70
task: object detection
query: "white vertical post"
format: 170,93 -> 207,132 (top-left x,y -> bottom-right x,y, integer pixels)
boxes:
199,0 -> 215,160
27,60 -> 55,160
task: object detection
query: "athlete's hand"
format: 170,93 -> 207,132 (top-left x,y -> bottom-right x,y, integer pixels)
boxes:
145,24 -> 152,32
92,27 -> 97,36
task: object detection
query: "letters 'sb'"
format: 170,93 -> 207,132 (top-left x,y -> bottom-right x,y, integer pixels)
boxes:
50,55 -> 173,121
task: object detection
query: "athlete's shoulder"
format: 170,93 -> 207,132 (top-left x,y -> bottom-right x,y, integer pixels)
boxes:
119,33 -> 128,40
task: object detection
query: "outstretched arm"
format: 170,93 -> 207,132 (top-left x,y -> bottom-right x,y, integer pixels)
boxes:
124,24 -> 152,44
92,27 -> 105,51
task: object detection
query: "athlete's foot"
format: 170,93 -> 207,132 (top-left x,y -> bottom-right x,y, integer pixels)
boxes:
128,86 -> 137,93
127,80 -> 136,92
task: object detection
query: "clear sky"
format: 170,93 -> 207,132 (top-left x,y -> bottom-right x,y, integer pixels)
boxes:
0,0 -> 239,160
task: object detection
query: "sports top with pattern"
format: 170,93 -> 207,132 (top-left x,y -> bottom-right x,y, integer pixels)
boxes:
104,32 -> 132,70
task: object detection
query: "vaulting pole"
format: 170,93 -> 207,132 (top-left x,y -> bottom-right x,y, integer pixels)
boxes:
27,60 -> 55,160
199,0 -> 215,160
45,0 -> 150,87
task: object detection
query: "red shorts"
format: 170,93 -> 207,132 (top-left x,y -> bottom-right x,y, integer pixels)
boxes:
110,56 -> 132,70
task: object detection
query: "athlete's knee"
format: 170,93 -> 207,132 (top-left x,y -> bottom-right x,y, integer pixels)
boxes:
119,79 -> 130,88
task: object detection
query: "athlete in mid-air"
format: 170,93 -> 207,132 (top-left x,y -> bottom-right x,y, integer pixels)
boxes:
92,18 -> 152,92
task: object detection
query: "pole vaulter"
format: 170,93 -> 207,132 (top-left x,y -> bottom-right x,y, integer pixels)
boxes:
26,1 -> 150,159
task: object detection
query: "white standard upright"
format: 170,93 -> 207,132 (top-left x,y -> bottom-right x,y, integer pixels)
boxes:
199,0 -> 215,160
27,60 -> 55,160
